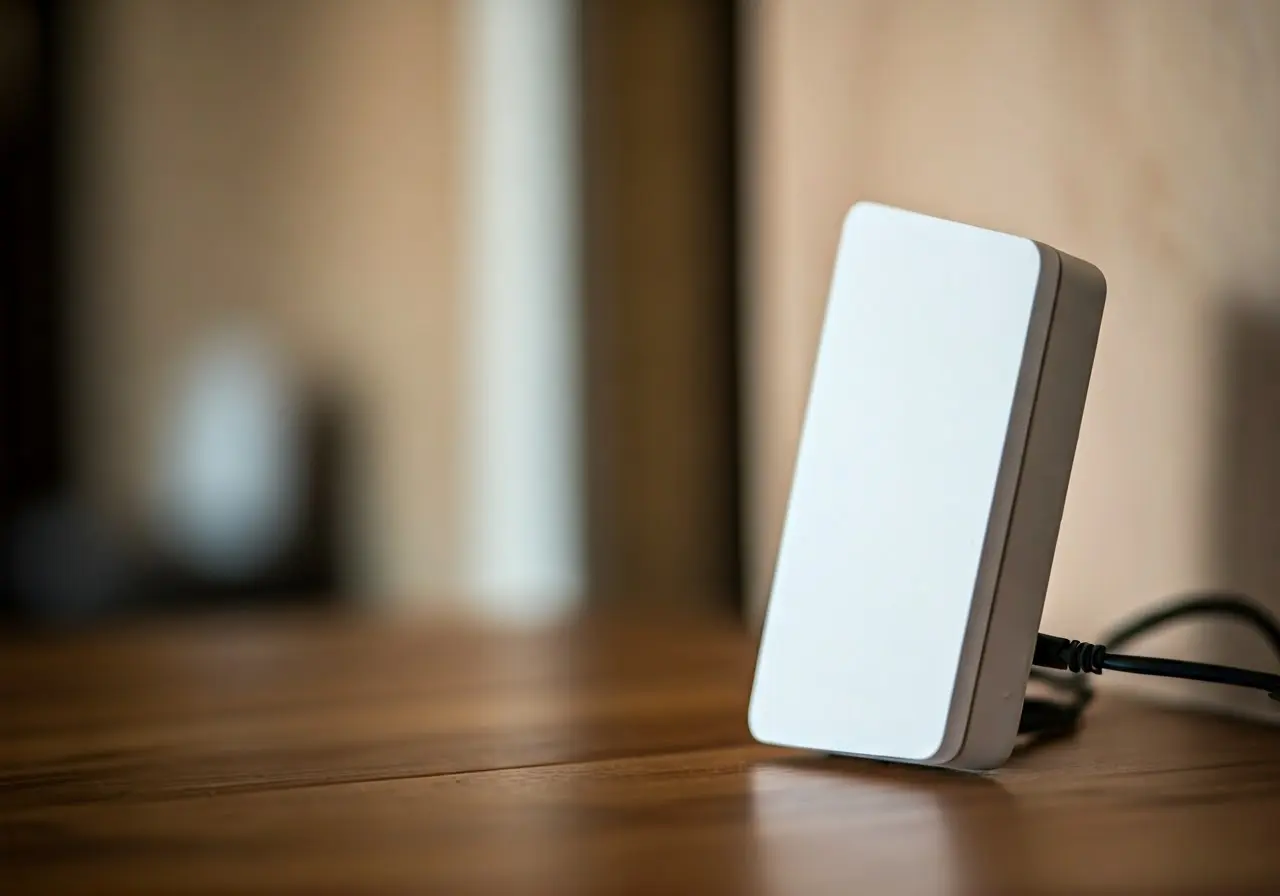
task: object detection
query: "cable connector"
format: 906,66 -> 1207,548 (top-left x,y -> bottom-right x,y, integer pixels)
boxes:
1020,594 -> 1280,744
1032,634 -> 1106,674
1035,605 -> 1280,701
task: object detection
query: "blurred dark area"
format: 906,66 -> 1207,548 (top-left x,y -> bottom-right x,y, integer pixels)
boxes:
2,0 -> 78,622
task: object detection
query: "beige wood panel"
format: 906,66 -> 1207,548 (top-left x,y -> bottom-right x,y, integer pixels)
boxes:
746,0 -> 1280,712
70,0 -> 462,605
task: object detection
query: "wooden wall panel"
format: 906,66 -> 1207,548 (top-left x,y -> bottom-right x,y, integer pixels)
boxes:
746,0 -> 1280,711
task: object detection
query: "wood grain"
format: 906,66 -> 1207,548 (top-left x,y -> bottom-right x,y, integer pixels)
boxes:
4,612 -> 1280,894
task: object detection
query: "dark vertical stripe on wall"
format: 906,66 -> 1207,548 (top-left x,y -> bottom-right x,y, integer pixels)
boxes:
719,0 -> 745,614
0,0 -> 68,521
0,0 -> 70,617
579,0 -> 744,613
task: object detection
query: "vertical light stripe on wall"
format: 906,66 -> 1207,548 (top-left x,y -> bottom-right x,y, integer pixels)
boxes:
461,0 -> 582,620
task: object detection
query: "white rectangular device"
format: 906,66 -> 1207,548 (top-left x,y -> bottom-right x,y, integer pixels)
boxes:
748,202 -> 1106,770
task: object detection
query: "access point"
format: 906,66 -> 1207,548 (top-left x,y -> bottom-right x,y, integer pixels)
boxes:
748,202 -> 1106,770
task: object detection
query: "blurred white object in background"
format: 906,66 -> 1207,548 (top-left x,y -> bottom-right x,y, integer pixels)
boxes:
153,321 -> 300,582
463,0 -> 582,621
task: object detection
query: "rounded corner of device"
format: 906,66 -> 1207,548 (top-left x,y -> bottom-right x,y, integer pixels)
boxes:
841,199 -> 888,231
846,198 -> 881,216
944,734 -> 1016,772
911,706 -> 973,766
1056,248 -> 1108,303
926,698 -> 1018,770
745,695 -> 775,747
1025,239 -> 1059,281
910,736 -> 959,767
1030,238 -> 1060,263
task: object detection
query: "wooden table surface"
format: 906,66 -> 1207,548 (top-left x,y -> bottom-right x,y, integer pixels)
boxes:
3,611 -> 1280,895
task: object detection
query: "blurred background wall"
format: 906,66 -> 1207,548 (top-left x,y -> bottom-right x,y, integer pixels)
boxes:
69,0 -> 468,611
1,0 -> 742,623
744,0 -> 1280,710
55,0 -> 520,618
5,0 -> 1280,718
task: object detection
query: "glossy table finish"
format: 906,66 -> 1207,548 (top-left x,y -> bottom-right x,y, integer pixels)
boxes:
3,612 -> 1280,894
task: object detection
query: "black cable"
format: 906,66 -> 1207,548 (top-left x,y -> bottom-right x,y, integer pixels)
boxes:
1099,591 -> 1280,657
1024,592 -> 1280,741
1102,652 -> 1280,696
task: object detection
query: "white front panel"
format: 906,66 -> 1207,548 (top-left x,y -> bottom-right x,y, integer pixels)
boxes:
749,203 -> 1043,761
